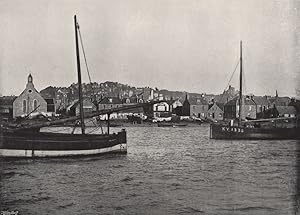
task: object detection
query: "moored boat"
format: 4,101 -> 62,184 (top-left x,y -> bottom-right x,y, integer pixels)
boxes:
0,127 -> 126,157
210,121 -> 300,140
0,15 -> 157,158
210,41 -> 300,140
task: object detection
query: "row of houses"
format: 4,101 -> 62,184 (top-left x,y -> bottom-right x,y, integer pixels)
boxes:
1,74 -> 299,122
150,93 -> 298,121
0,74 -> 148,120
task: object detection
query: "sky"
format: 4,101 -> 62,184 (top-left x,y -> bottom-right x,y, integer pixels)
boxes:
0,0 -> 300,97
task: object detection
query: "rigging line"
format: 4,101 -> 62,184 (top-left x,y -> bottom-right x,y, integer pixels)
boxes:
224,58 -> 240,92
77,27 -> 95,97
242,58 -> 247,95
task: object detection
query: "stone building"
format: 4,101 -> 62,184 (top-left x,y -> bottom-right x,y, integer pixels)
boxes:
181,94 -> 209,118
98,97 -> 123,110
207,102 -> 224,121
0,96 -> 16,121
67,98 -> 96,116
224,96 -> 256,120
189,97 -> 209,118
13,74 -> 47,118
252,96 -> 270,118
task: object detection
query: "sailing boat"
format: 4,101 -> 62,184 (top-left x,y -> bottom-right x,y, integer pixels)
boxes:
0,15 -> 157,157
210,41 -> 300,140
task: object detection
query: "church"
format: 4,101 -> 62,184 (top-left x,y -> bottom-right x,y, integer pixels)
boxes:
13,74 -> 47,118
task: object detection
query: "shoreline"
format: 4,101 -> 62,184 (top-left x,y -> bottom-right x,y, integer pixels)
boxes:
50,121 -> 208,128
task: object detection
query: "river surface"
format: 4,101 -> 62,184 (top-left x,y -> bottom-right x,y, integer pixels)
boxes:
1,125 -> 300,214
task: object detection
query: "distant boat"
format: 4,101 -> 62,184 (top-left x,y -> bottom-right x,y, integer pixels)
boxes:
210,41 -> 300,140
0,15 -> 157,158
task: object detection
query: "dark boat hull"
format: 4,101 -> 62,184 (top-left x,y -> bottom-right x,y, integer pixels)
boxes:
210,123 -> 300,140
157,122 -> 188,127
0,129 -> 127,158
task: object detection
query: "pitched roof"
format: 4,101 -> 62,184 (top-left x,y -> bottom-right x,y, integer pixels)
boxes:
215,102 -> 224,110
269,97 -> 290,106
225,96 -> 256,106
276,106 -> 297,115
213,94 -> 236,104
67,98 -> 94,109
289,99 -> 300,113
252,96 -> 269,106
189,97 -> 208,105
208,102 -> 224,111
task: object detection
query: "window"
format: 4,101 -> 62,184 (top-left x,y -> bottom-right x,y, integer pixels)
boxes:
23,100 -> 27,113
33,100 -> 38,110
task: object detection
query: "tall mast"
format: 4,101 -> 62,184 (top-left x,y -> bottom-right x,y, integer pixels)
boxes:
74,15 -> 85,134
238,40 -> 243,125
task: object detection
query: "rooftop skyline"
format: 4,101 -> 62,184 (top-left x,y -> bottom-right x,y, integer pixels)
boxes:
0,0 -> 300,97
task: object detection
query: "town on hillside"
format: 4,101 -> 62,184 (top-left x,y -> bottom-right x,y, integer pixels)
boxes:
0,74 -> 299,124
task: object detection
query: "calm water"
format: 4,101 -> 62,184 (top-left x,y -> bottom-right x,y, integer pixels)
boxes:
1,124 -> 300,215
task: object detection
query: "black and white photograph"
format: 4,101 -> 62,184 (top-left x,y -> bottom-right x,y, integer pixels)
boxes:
1,0 -> 300,214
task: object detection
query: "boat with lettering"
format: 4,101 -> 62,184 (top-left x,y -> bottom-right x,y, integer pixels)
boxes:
210,41 -> 300,140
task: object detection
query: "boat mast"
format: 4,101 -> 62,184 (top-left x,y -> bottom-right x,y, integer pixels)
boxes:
238,40 -> 243,126
74,15 -> 85,134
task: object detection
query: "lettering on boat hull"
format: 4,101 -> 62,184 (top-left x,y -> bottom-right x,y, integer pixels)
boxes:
221,126 -> 244,133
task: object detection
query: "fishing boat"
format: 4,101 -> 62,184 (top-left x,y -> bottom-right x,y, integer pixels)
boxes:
210,41 -> 300,140
0,15 -> 158,157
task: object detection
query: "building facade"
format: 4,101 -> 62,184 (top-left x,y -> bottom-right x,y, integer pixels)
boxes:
153,101 -> 171,118
67,98 -> 97,116
189,97 -> 209,118
207,102 -> 224,121
0,96 -> 16,121
13,74 -> 47,118
224,96 -> 256,120
98,97 -> 123,110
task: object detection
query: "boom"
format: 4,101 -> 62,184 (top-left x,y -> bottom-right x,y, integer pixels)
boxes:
6,100 -> 163,131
